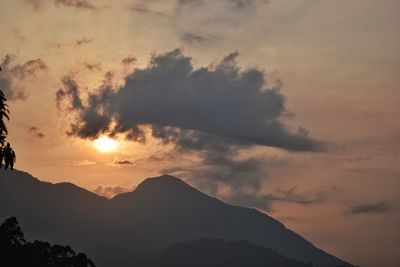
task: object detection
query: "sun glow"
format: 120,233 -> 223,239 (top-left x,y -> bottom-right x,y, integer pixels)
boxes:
93,136 -> 118,153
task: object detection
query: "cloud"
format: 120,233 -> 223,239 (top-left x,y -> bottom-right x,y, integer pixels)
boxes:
84,62 -> 102,72
56,76 -> 84,110
28,126 -> 46,138
74,37 -> 94,48
177,0 -> 205,8
54,0 -> 97,10
180,33 -> 210,45
113,160 -> 135,165
121,56 -> 137,66
57,49 -> 320,151
225,191 -> 273,211
130,3 -> 165,16
25,0 -> 43,10
226,186 -> 337,212
57,49 -> 321,197
50,37 -> 95,50
0,54 -> 47,100
27,0 -> 98,10
266,186 -> 335,205
75,159 -> 96,166
91,184 -> 133,198
159,130 -> 268,193
347,202 -> 394,214
229,0 -> 256,9
173,0 -> 268,25
228,0 -> 268,9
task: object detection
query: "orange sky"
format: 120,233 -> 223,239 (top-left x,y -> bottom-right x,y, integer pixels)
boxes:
1,1 -> 400,266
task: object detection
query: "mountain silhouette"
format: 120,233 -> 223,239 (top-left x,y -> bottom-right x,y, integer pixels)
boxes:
0,170 -> 353,267
137,239 -> 313,267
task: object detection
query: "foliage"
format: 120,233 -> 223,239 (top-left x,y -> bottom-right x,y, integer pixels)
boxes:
0,67 -> 16,170
0,217 -> 95,267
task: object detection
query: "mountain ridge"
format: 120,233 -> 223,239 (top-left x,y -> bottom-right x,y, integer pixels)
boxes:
0,169 -> 353,267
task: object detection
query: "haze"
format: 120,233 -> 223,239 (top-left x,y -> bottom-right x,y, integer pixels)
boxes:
0,1 -> 399,266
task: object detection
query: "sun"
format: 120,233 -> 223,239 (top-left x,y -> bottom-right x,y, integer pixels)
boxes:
93,136 -> 118,153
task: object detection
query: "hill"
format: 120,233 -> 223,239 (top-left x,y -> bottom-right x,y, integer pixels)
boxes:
0,170 -> 352,267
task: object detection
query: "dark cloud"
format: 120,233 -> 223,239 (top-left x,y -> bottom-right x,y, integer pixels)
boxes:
57,49 -> 320,197
28,126 -> 46,138
92,184 -> 133,198
27,0 -> 98,10
175,0 -> 266,14
113,160 -> 135,165
347,202 -> 394,214
266,186 -> 335,205
226,186 -> 336,212
130,3 -> 165,16
228,0 -> 268,9
0,54 -> 47,100
174,0 -> 205,13
229,0 -> 255,9
50,37 -> 94,50
56,76 -> 84,110
180,33 -> 210,45
54,0 -> 97,10
84,62 -> 102,72
177,0 -> 205,7
160,130 -> 266,193
74,37 -> 94,48
121,56 -> 137,66
57,49 -> 320,151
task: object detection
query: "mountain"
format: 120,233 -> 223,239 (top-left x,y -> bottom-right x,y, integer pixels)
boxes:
0,170 -> 353,267
136,239 -> 312,267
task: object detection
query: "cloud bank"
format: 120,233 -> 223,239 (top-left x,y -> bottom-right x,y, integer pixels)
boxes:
57,49 -> 320,152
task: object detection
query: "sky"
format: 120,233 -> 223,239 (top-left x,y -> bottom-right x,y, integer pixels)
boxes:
1,0 -> 400,266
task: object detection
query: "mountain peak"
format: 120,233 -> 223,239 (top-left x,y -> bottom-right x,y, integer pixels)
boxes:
138,174 -> 185,186
135,174 -> 196,194
111,174 -> 210,204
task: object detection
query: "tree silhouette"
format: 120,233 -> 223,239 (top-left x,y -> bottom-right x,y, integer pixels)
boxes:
0,66 -> 16,170
0,217 -> 96,267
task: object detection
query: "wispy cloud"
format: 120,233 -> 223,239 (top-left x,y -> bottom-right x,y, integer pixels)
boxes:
121,56 -> 137,66
25,0 -> 43,10
0,54 -> 47,100
180,33 -> 211,45
347,202 -> 394,214
84,62 -> 102,72
130,3 -> 165,16
226,186 -> 337,212
113,159 -> 135,165
26,0 -> 98,10
75,159 -> 96,166
74,37 -> 94,48
91,184 -> 134,198
54,0 -> 97,10
28,126 -> 46,138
